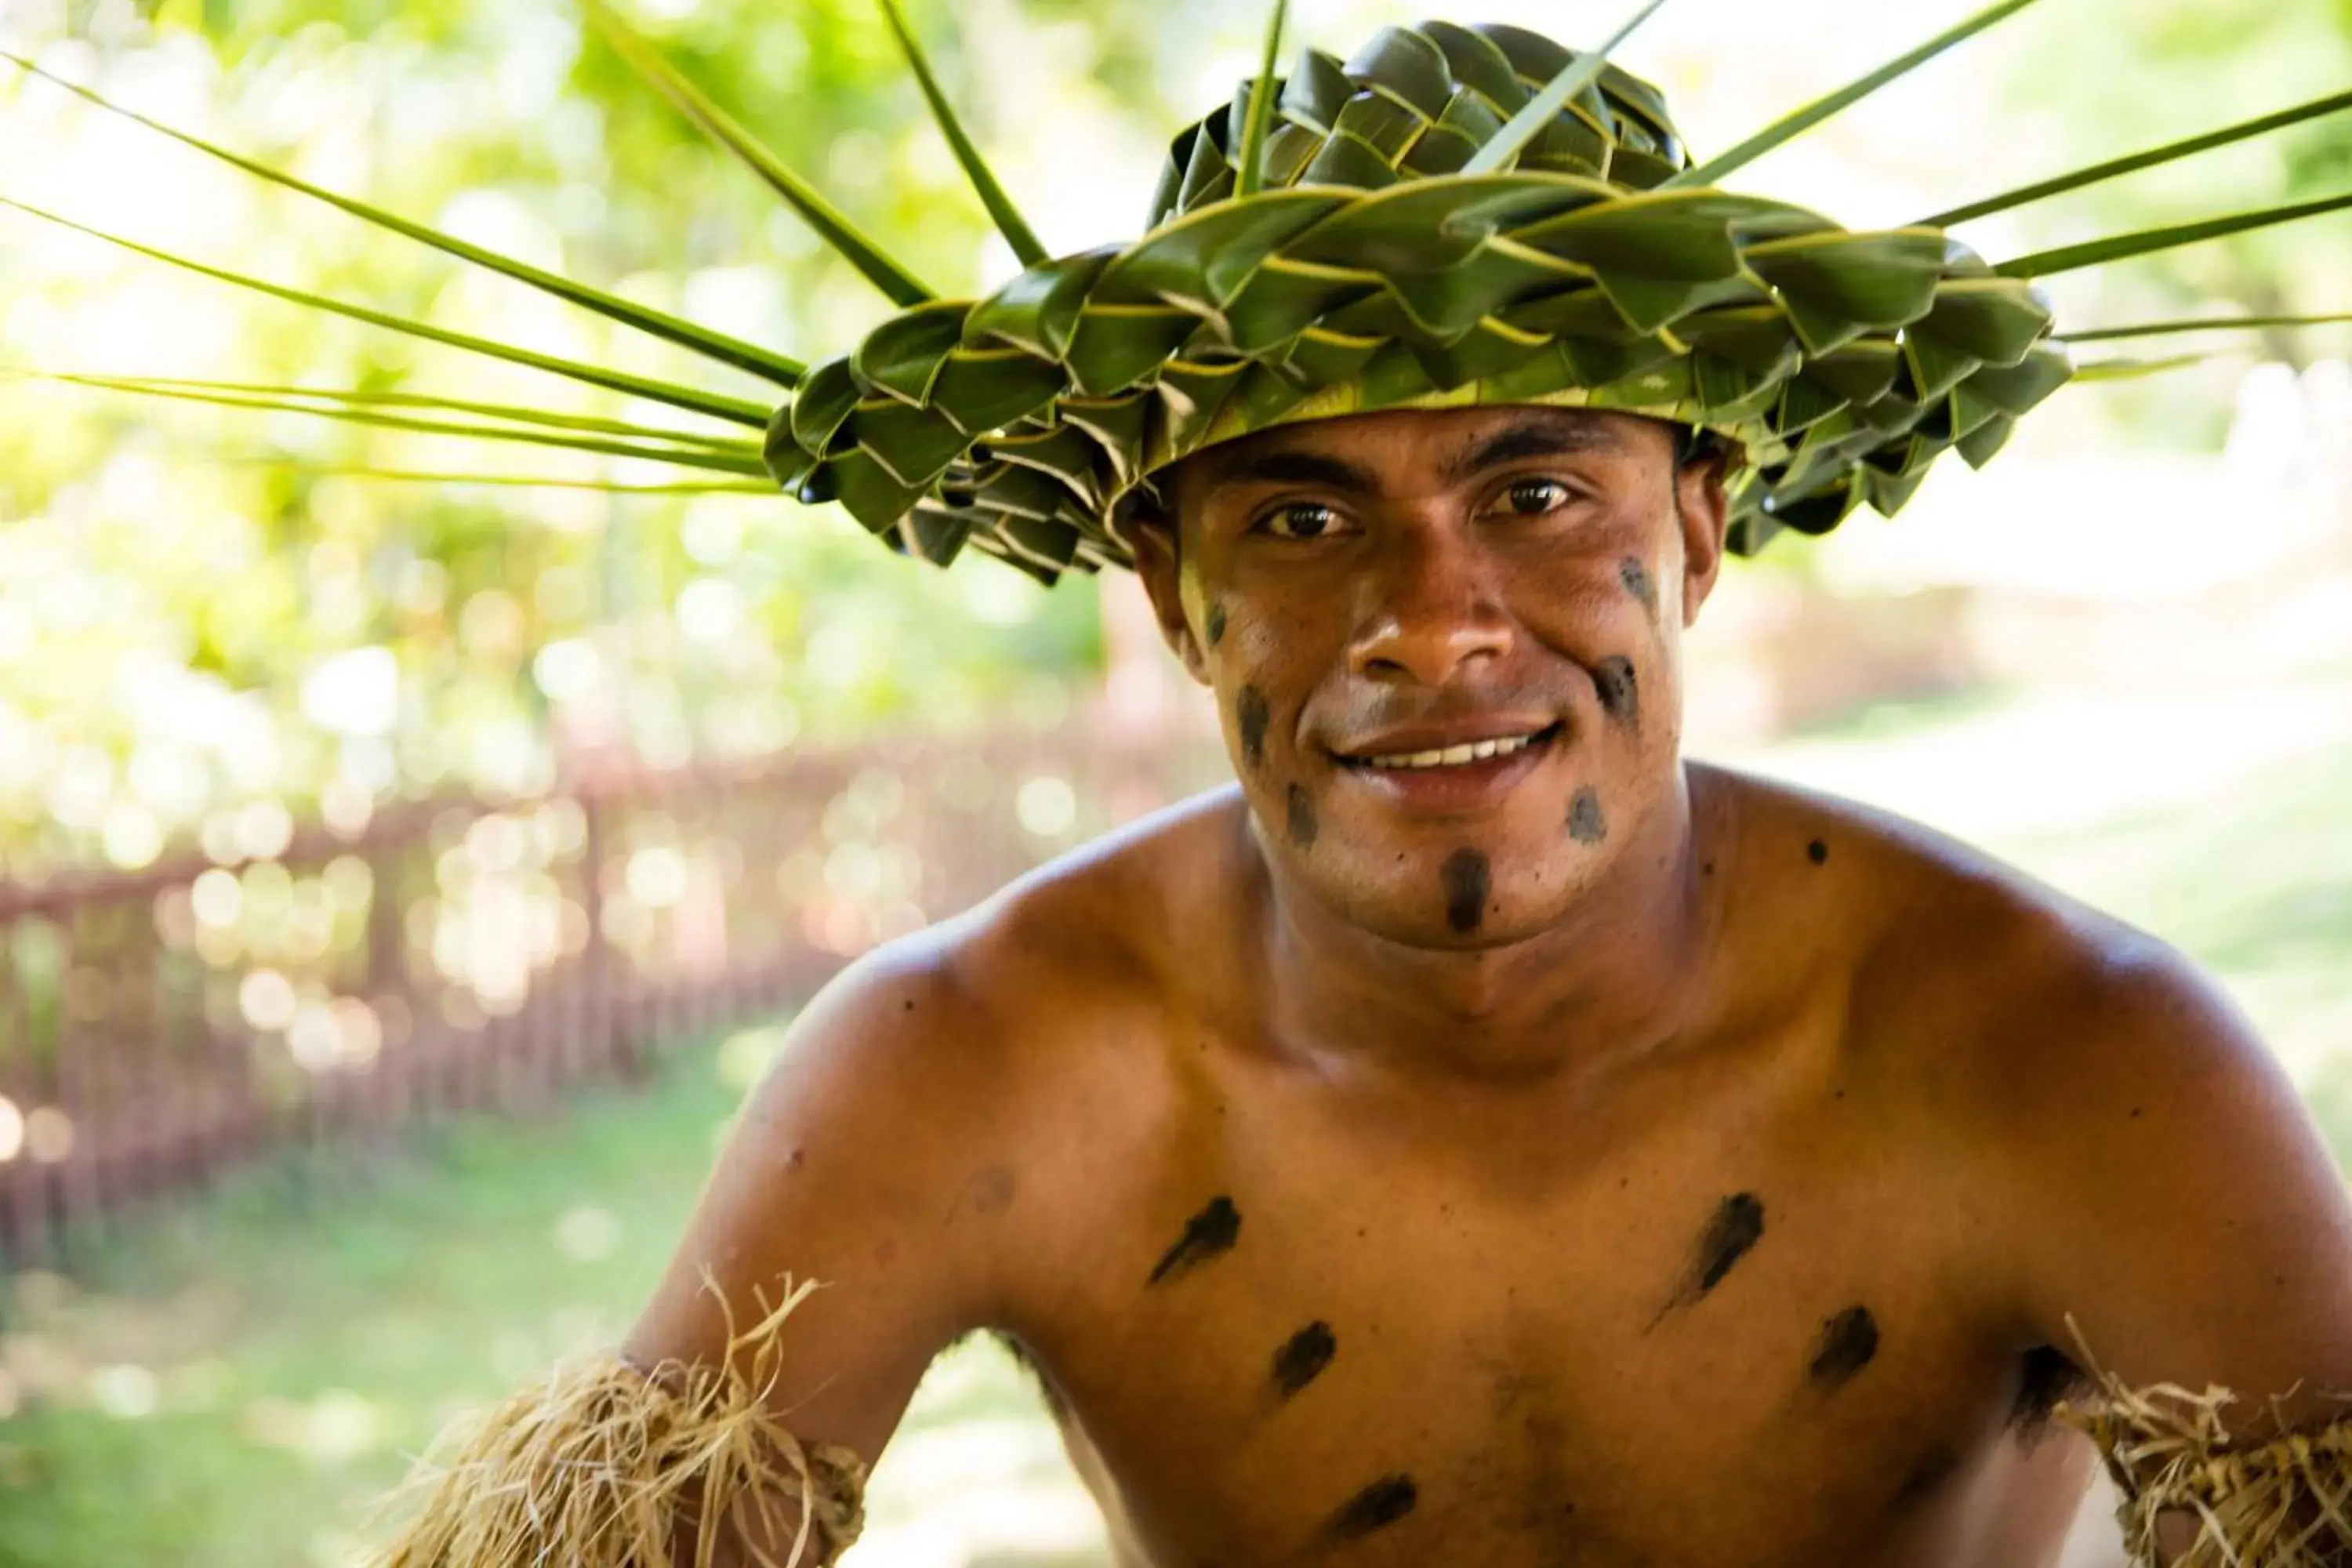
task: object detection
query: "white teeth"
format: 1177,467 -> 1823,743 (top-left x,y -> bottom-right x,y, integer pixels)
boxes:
1363,731 -> 1544,770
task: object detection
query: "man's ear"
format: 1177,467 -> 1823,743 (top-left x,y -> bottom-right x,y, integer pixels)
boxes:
1123,498 -> 1210,684
1674,449 -> 1733,628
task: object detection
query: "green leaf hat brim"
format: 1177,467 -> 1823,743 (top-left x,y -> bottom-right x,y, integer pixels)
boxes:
761,20 -> 2067,582
13,3 -> 2348,585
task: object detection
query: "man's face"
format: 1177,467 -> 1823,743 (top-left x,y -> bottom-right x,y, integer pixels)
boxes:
1131,405 -> 1731,949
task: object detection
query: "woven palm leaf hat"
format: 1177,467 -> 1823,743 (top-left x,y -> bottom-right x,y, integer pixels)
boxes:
5,0 -> 2350,585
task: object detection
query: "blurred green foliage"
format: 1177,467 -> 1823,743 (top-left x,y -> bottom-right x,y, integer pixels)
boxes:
0,0 -> 1276,875
1995,0 -> 2352,442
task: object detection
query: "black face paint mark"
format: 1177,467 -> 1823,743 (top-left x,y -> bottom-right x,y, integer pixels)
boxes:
1441,849 -> 1490,935
1594,656 -> 1639,726
1807,839 -> 1829,866
1650,1194 -> 1765,1329
1286,785 -> 1318,848
1236,687 -> 1270,771
1206,602 -> 1229,648
1320,1475 -> 1418,1541
1146,1196 -> 1242,1286
1567,788 -> 1607,845
1809,1306 -> 1880,1391
1271,1321 -> 1337,1399
1619,557 -> 1657,616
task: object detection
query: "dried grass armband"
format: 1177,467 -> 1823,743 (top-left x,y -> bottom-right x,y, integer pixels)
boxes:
368,1283 -> 866,1568
2063,1368 -> 2352,1566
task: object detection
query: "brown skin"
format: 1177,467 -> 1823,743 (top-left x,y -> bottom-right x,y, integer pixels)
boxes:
625,407 -> 2352,1566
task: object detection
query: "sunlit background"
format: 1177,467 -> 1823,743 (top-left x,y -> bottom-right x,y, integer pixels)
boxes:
0,0 -> 2346,1563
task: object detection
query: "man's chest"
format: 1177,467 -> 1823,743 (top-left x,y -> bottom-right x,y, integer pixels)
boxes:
1002,1047 -> 2060,1566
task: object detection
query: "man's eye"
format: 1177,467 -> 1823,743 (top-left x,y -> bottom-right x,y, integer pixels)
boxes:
1503,479 -> 1573,516
1263,503 -> 1340,539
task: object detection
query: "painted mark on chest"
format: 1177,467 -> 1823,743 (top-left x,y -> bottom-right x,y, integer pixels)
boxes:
1270,1321 -> 1337,1399
1146,1196 -> 1242,1287
1647,1192 -> 1766,1328
1808,1305 -> 1880,1392
1317,1474 -> 1418,1543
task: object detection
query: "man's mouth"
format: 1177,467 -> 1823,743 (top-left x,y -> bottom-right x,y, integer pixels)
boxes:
1337,722 -> 1566,772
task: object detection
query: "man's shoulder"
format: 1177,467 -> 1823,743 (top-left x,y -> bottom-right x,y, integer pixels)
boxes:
793,786 -> 1248,1082
1705,764 -> 2259,1133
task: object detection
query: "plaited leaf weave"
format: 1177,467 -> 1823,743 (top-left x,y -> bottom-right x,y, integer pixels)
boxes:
6,4 -> 2347,583
762,21 -> 2069,583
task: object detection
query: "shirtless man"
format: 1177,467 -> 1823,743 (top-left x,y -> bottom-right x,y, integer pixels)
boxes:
620,403 -> 2352,1565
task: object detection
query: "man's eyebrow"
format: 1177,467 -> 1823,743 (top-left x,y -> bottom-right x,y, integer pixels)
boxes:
1200,449 -> 1381,500
1442,419 -> 1624,484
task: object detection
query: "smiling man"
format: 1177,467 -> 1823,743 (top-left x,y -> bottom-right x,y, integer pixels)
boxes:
343,17 -> 2352,1568
579,399 -> 2352,1568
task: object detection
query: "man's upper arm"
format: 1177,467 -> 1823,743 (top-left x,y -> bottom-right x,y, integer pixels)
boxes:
1994,933 -> 2352,1429
622,931 -> 1026,1465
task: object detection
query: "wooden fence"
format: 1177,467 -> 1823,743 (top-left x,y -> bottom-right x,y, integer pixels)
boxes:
0,727 -> 1224,1267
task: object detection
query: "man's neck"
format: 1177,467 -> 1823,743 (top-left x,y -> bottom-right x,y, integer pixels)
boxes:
1252,764 -> 1726,1089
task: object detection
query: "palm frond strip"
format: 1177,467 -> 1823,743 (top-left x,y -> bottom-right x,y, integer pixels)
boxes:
0,197 -> 771,427
1668,0 -> 2045,189
1925,89 -> 2352,229
1,51 -> 807,388
53,372 -> 768,475
586,0 -> 934,307
2056,311 -> 2352,343
876,0 -> 1047,262
1996,190 -> 2352,278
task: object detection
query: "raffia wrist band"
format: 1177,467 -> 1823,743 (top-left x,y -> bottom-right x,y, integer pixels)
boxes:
368,1284 -> 866,1568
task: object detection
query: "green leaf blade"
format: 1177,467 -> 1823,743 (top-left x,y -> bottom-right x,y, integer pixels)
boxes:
0,195 -> 773,426
1995,190 -> 2352,278
45,370 -> 770,474
1,49 -> 807,388
586,0 -> 934,307
1234,0 -> 1293,198
227,463 -> 775,495
876,0 -> 1047,264
1463,0 -> 1672,177
1669,0 -> 2045,190
34,373 -> 757,449
2054,310 -> 2352,343
1925,89 -> 2352,229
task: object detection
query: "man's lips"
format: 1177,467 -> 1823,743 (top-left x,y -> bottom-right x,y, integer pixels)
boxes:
1330,720 -> 1565,772
1323,721 -> 1566,817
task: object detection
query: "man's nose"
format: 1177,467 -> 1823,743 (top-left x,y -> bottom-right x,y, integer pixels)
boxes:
1345,524 -> 1513,688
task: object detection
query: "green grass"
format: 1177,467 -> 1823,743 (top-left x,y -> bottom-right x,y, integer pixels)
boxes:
0,1030 -> 1075,1568
0,728 -> 2346,1568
